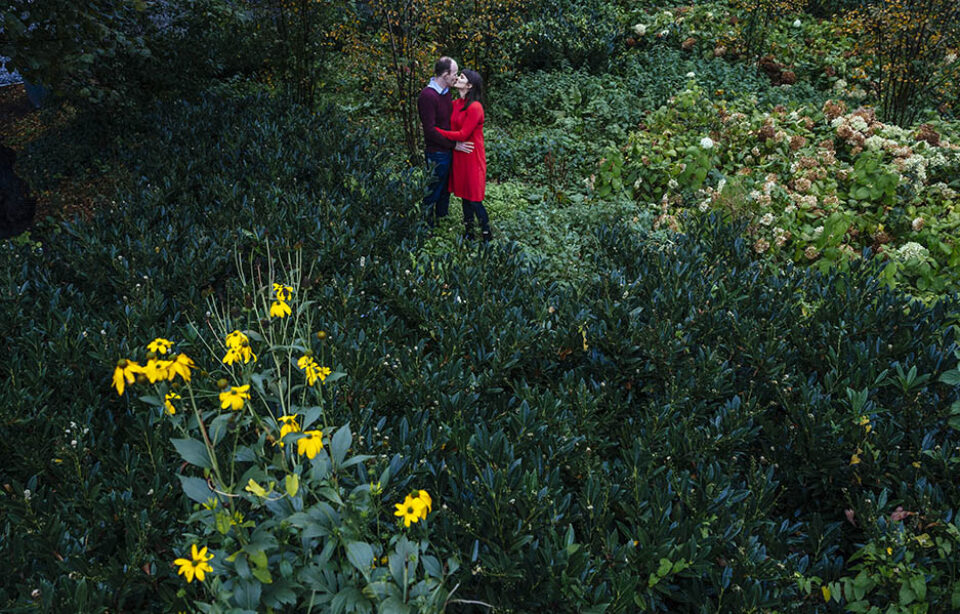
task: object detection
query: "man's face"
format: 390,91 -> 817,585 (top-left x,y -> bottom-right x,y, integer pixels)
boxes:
442,61 -> 459,89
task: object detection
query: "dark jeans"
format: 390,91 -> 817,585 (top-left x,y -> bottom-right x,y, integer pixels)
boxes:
462,199 -> 491,239
424,151 -> 451,226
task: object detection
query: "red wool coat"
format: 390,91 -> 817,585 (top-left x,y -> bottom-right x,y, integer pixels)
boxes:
436,99 -> 486,202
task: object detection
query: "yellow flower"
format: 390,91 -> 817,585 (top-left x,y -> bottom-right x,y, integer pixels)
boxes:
822,585 -> 831,602
270,300 -> 292,319
273,283 -> 293,301
165,391 -> 181,415
394,494 -> 426,527
222,344 -> 257,366
168,354 -> 195,382
173,544 -> 214,583
143,358 -> 173,383
225,330 -> 249,349
297,429 -> 324,459
112,359 -> 142,396
223,331 -> 257,365
415,490 -> 432,517
219,385 -> 251,411
297,355 -> 332,386
858,415 -> 871,433
147,337 -> 174,355
276,415 -> 301,447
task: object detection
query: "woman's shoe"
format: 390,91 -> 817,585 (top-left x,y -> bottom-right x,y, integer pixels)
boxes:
481,230 -> 493,243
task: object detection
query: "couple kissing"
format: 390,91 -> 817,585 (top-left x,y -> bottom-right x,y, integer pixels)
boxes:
417,56 -> 491,242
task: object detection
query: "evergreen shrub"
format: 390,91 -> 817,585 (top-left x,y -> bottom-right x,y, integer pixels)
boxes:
3,90 -> 960,612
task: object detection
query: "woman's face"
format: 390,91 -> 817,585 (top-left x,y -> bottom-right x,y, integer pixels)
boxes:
454,74 -> 471,91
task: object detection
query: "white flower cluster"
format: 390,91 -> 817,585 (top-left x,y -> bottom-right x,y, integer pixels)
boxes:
633,23 -> 647,36
849,116 -> 869,132
896,242 -> 929,262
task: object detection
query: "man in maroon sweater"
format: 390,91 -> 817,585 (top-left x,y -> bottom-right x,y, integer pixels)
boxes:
418,57 -> 472,226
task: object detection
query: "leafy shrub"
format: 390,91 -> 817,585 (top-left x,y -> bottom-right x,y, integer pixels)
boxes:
0,92 -> 425,611
500,0 -> 622,73
4,82 -> 960,613
595,77 -> 960,298
0,0 -> 258,110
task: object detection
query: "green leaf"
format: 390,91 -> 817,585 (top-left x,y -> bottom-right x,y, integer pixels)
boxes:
345,541 -> 373,573
285,474 -> 300,497
234,579 -> 262,610
899,581 -> 915,605
178,475 -> 214,504
378,597 -> 411,614
330,423 -> 352,467
910,575 -> 926,601
938,370 -> 960,386
657,558 -> 672,577
172,438 -> 212,469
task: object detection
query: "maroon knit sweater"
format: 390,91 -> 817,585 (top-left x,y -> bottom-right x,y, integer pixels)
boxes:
418,86 -> 455,153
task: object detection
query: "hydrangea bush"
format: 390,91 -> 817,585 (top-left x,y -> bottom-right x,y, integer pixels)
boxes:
596,78 -> 960,297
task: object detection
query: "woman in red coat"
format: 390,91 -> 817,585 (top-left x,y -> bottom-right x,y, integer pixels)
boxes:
436,69 -> 491,242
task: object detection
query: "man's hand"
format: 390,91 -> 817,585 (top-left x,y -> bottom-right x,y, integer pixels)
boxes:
454,141 -> 475,154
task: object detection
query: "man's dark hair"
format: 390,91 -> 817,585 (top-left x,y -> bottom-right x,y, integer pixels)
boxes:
434,57 -> 454,77
460,69 -> 484,112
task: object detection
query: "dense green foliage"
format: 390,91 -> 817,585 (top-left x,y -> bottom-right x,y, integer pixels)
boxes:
3,88 -> 960,611
0,0 -> 257,109
3,0 -> 960,611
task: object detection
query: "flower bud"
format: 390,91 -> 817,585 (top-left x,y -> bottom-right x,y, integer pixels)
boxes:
316,330 -> 328,341
217,378 -> 229,390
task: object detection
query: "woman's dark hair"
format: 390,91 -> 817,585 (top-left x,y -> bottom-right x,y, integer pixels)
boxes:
460,69 -> 484,112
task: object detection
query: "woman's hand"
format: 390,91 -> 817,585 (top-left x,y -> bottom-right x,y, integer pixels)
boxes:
454,141 -> 475,153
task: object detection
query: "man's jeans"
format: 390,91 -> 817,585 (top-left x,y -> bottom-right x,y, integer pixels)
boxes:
424,151 -> 451,227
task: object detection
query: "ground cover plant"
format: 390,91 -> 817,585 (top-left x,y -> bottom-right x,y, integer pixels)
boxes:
3,0 -> 960,611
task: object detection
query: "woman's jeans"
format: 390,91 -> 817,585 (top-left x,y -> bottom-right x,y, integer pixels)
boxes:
423,151 -> 451,226
462,199 -> 491,239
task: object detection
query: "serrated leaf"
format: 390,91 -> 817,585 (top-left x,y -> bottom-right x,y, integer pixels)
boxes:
172,438 -> 212,469
178,475 -> 214,504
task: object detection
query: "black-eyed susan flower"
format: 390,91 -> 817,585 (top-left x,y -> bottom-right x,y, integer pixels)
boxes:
143,358 -> 173,383
269,300 -> 292,319
273,283 -> 293,302
415,490 -> 432,518
225,330 -> 249,349
296,429 -> 324,459
223,331 -> 257,365
168,354 -> 195,382
165,391 -> 181,415
276,415 -> 301,447
112,359 -> 143,396
219,385 -> 250,411
394,494 -> 426,527
147,337 -> 174,355
173,544 -> 214,583
297,355 -> 332,386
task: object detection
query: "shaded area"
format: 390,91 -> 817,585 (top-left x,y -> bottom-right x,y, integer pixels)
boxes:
0,144 -> 36,238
